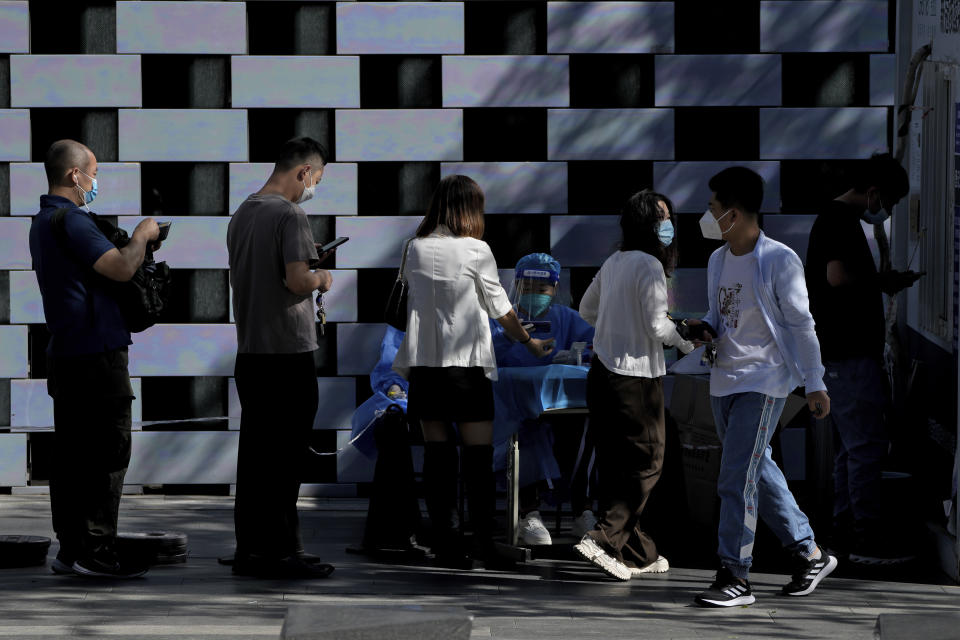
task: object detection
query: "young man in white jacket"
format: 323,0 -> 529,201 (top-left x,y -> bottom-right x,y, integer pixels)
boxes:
689,167 -> 836,607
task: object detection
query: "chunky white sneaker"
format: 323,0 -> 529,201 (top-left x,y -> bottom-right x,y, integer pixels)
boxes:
518,511 -> 553,546
573,534 -> 631,581
571,510 -> 598,538
629,555 -> 669,576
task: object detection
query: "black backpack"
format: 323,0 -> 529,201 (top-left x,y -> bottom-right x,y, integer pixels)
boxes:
51,207 -> 172,333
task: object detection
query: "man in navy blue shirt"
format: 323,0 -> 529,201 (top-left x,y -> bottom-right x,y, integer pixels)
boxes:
30,139 -> 160,578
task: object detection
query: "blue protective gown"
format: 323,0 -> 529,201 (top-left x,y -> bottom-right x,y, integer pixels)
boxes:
489,305 -> 595,486
346,308 -> 595,487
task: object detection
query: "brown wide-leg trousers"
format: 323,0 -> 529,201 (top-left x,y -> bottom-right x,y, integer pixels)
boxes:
585,359 -> 665,569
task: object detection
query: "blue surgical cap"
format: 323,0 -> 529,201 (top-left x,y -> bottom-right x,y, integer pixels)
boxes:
515,253 -> 561,283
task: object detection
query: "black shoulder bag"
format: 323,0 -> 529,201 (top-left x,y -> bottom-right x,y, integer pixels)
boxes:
51,207 -> 172,333
384,238 -> 412,331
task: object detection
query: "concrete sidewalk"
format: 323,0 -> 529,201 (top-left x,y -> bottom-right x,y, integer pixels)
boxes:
0,495 -> 957,639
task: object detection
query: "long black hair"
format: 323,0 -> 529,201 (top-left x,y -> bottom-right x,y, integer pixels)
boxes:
619,189 -> 678,276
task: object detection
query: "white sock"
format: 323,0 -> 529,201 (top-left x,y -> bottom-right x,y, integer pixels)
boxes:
806,546 -> 822,560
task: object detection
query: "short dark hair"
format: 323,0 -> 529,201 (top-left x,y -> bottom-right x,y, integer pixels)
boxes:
275,136 -> 328,172
709,166 -> 764,215
619,189 -> 678,276
416,175 -> 485,240
44,139 -> 91,186
851,152 -> 909,202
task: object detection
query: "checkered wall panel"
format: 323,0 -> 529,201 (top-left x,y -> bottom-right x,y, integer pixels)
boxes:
0,0 -> 896,490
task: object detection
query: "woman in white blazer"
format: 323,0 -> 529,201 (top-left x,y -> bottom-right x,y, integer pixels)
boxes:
573,190 -> 695,581
392,175 -> 554,566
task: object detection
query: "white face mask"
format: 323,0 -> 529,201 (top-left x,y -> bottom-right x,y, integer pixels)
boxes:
699,208 -> 734,240
297,170 -> 315,205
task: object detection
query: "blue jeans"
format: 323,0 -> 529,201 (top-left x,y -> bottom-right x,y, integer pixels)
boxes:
711,393 -> 816,579
823,358 -> 888,536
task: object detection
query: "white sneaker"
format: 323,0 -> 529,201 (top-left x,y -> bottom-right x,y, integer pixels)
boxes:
573,534 -> 631,581
518,511 -> 553,546
571,510 -> 598,538
629,555 -> 669,576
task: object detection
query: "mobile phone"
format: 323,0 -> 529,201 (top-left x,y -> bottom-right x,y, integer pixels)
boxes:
157,221 -> 172,242
318,236 -> 349,253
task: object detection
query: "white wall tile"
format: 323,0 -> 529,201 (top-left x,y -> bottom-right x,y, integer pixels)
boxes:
0,434 -> 27,486
336,323 -> 387,376
653,162 -> 781,213
655,55 -> 781,107
125,431 -> 239,484
759,108 -> 888,159
116,1 -> 247,54
11,55 -> 142,107
337,2 -> 464,54
0,110 -> 30,161
0,326 -> 28,378
119,109 -> 248,162
336,109 -> 462,161
870,54 -> 896,106
117,216 -> 228,269
547,1 -> 674,54
335,216 -> 422,269
440,162 -> 567,214
11,163 -> 141,217
760,0 -> 888,52
550,215 -> 620,267
315,270 -> 357,323
11,378 -> 142,430
548,109 -> 674,160
442,56 -> 569,108
232,56 -> 360,108
228,163 -> 358,216
313,377 -> 357,430
0,217 -> 31,269
128,324 -> 237,377
9,270 -> 42,325
0,2 -> 29,53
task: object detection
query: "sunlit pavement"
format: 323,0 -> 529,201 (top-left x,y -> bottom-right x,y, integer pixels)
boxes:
0,495 -> 957,639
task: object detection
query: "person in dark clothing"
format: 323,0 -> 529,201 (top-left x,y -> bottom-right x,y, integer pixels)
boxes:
30,139 -> 161,578
226,136 -> 335,579
805,153 -> 921,565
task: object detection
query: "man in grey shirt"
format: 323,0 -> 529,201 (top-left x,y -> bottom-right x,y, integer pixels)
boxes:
226,137 -> 334,579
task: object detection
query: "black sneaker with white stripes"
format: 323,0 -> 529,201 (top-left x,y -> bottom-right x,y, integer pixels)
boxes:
694,567 -> 755,607
780,549 -> 838,596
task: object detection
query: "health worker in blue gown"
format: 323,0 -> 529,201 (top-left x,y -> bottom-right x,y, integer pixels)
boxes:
345,253 -> 596,546
489,253 -> 596,546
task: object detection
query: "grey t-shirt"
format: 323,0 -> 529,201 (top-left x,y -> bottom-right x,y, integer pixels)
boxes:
227,193 -> 320,354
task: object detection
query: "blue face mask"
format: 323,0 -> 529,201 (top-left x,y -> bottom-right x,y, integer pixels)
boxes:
657,219 -> 675,246
519,293 -> 553,318
77,169 -> 98,206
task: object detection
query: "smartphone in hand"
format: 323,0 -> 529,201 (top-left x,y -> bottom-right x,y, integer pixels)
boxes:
157,221 -> 172,242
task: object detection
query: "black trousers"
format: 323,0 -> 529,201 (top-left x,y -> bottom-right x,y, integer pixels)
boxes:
47,347 -> 134,561
234,351 -> 318,559
586,359 -> 665,569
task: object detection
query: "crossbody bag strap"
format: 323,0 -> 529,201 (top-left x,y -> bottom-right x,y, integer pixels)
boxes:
396,238 -> 413,282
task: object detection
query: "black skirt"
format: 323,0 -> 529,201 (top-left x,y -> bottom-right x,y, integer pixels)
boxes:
406,366 -> 495,423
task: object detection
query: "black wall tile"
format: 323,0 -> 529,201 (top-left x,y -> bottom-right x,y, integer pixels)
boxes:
674,108 -> 759,161
570,54 -> 655,108
568,161 -> 654,214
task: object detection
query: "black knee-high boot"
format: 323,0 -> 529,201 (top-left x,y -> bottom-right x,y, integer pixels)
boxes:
462,444 -> 496,561
422,441 -> 463,561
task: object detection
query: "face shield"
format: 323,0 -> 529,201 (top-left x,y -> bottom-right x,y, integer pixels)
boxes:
511,267 -> 560,329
